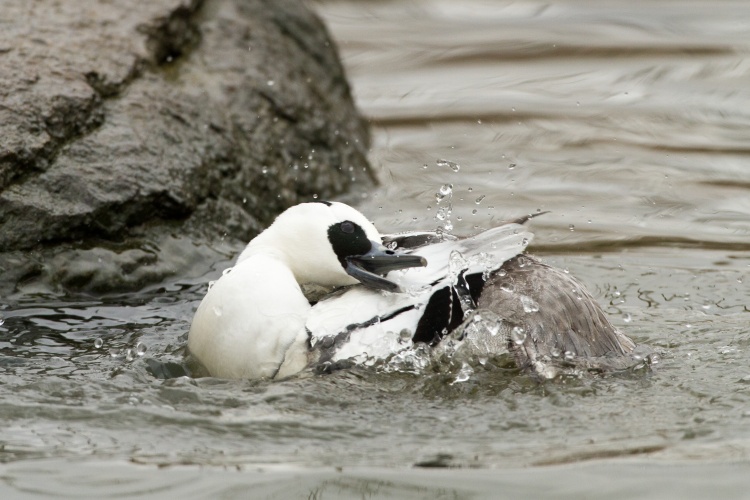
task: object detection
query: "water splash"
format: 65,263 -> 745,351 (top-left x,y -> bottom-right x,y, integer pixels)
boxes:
436,206 -> 451,221
435,184 -> 453,203
520,295 -> 540,313
448,250 -> 469,284
452,362 -> 473,384
436,159 -> 460,172
383,343 -> 431,374
510,326 -> 526,345
136,342 -> 147,357
433,182 -> 454,235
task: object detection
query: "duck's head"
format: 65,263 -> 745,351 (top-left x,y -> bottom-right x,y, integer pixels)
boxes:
238,201 -> 426,292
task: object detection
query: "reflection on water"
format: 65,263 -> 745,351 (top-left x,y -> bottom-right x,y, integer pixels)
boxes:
3,0 -> 750,496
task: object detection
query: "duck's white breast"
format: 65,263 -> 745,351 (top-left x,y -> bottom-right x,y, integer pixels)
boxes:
188,255 -> 311,379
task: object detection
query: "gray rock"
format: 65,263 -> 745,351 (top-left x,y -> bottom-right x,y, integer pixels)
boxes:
0,0 -> 371,295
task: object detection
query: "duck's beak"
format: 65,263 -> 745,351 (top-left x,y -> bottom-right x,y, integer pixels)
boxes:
345,242 -> 427,293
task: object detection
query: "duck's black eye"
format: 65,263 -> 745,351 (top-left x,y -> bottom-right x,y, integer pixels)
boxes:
328,220 -> 371,265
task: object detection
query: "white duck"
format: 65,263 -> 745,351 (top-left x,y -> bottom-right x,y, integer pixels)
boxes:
188,201 -> 426,379
188,201 -> 638,380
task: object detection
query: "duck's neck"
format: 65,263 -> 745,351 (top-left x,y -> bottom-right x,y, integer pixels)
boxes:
237,233 -> 289,266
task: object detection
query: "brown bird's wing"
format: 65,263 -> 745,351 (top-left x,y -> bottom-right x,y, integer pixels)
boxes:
477,255 -> 638,376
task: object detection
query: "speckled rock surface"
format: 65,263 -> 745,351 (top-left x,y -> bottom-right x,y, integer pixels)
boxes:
0,0 -> 371,294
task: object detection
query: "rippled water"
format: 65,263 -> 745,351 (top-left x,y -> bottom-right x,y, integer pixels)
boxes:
3,0 -> 750,497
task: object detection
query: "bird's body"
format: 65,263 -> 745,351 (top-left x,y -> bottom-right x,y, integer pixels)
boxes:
187,201 -> 638,380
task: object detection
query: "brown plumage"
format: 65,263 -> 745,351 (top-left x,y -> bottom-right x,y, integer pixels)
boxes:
477,254 -> 639,377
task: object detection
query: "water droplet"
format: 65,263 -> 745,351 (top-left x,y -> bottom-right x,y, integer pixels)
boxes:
443,221 -> 453,232
266,80 -> 275,86
435,184 -> 453,203
453,362 -> 473,383
125,349 -> 135,362
94,338 -> 103,349
613,290 -> 621,298
110,348 -> 122,359
521,237 -> 529,246
475,195 -> 486,204
564,351 -> 575,362
398,329 -> 412,344
437,159 -> 460,172
213,306 -> 223,317
521,295 -> 540,313
207,280 -> 216,290
136,342 -> 147,357
508,163 -> 516,170
623,313 -> 632,323
550,347 -> 561,358
568,224 -> 575,231
511,326 -> 526,345
500,283 -> 514,293
0,315 -> 4,327
222,267 -> 233,276
648,353 -> 660,365
487,321 -> 501,337
448,250 -> 468,278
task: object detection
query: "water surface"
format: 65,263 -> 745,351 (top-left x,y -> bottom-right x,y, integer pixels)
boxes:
3,0 -> 750,497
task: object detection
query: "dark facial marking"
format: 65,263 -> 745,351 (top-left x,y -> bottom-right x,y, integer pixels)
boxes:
327,220 -> 372,266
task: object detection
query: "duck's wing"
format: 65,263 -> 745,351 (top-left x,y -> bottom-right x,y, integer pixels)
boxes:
476,255 -> 637,376
306,223 -> 534,368
388,222 -> 533,290
382,231 -> 457,250
306,285 -> 426,367
381,212 -> 546,251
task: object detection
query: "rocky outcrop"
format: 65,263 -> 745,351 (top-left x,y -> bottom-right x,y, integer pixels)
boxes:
0,0 -> 371,294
